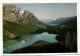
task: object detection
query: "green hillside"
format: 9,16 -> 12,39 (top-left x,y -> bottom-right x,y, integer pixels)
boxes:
3,21 -> 47,41
3,29 -> 17,41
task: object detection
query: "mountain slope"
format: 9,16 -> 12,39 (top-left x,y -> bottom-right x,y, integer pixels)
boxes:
3,4 -> 47,41
3,21 -> 37,37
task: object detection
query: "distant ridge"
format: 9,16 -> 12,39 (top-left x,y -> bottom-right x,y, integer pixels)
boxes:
45,16 -> 77,25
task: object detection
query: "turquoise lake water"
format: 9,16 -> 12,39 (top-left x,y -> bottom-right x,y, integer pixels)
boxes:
3,32 -> 58,53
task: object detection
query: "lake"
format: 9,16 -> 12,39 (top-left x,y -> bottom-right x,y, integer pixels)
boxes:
3,32 -> 58,54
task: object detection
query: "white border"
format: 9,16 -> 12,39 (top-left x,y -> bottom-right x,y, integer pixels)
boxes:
0,0 -> 80,56
0,0 -> 79,3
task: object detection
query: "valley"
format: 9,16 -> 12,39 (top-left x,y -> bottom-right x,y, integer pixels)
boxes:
3,4 -> 77,53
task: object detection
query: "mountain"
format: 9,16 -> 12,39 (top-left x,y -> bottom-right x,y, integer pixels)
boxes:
45,16 -> 77,26
3,4 -> 41,24
3,4 -> 47,41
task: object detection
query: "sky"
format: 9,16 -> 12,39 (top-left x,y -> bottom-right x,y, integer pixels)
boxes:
5,3 -> 77,21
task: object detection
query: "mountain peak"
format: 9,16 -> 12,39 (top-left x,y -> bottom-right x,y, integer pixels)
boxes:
3,4 -> 39,24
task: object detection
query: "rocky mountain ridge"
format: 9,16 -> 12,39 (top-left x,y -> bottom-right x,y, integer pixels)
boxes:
3,4 -> 40,24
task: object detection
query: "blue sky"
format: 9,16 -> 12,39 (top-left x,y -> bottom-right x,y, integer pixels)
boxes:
5,3 -> 77,21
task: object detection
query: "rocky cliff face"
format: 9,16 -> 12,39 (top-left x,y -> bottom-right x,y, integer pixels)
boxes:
3,4 -> 40,24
